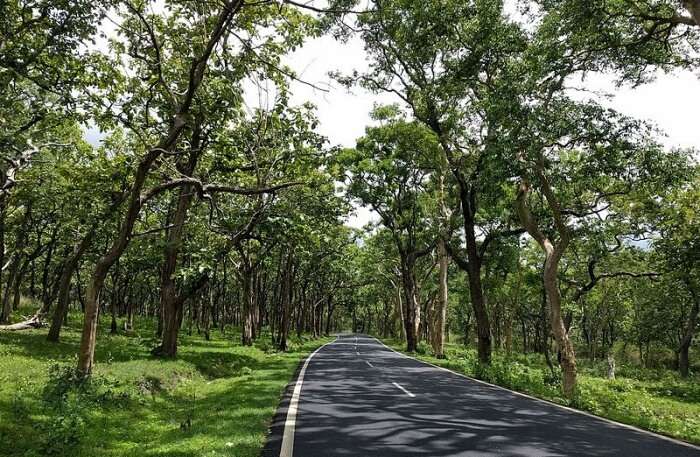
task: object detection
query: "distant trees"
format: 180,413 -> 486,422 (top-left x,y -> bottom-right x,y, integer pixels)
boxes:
647,173 -> 700,376
339,108 -> 439,351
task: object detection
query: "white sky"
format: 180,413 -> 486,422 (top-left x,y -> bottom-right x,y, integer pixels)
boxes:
280,35 -> 700,229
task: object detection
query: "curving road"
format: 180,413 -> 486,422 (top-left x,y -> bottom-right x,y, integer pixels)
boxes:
263,334 -> 700,457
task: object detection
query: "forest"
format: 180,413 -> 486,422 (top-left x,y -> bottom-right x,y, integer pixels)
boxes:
0,0 -> 698,456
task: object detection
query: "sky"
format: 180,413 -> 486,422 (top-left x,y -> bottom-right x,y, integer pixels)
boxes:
278,34 -> 700,229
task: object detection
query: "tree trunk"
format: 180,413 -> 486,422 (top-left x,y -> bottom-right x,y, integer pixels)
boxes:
1,260 -> 17,323
325,296 -> 334,336
606,353 -> 616,380
432,238 -> 448,358
124,300 -> 134,331
241,267 -> 255,346
394,281 -> 405,341
159,294 -> 185,357
11,261 -> 26,311
278,252 -> 293,351
504,311 -> 513,354
400,256 -> 419,352
544,254 -> 577,396
77,259 -> 109,375
40,232 -> 57,306
157,200 -> 193,353
110,295 -> 118,335
516,173 -> 577,397
683,0 -> 700,25
678,288 -> 699,377
203,287 -> 211,341
0,200 -> 5,322
460,188 -> 492,364
1,203 -> 30,323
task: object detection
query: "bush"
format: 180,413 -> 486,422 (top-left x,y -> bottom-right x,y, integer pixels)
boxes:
415,341 -> 431,355
543,369 -> 561,388
38,363 -> 135,455
38,366 -> 87,456
40,398 -> 86,456
43,363 -> 129,409
256,339 -> 272,353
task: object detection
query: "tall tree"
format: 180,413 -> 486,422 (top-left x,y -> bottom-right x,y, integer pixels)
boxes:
513,98 -> 687,396
76,1 -> 244,375
340,108 -> 438,351
345,0 -> 527,363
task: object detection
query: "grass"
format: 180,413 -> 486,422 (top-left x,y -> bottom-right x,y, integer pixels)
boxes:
382,338 -> 700,445
0,307 -> 330,457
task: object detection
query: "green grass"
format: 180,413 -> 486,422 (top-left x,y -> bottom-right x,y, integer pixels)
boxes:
382,339 -> 700,445
0,309 -> 330,457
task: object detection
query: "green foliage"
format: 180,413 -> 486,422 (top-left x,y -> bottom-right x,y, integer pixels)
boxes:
534,0 -> 700,84
415,340 -> 431,355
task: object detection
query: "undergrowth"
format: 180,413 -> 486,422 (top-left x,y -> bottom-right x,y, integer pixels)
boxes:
0,308 -> 329,457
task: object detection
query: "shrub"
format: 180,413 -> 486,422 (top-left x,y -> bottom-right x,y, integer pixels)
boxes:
257,339 -> 272,353
543,369 -> 561,388
38,363 -> 135,455
415,341 -> 431,355
40,398 -> 86,456
10,389 -> 30,420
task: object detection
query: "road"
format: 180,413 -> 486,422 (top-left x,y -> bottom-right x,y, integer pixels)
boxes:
263,334 -> 700,457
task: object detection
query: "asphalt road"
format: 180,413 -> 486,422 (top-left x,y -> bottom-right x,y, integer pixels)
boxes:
263,334 -> 700,457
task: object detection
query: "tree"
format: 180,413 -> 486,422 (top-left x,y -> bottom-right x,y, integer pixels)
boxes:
345,0 -> 527,363
339,108 -> 438,351
647,170 -> 700,376
513,96 -> 686,396
0,1 -> 104,324
75,1 -> 245,375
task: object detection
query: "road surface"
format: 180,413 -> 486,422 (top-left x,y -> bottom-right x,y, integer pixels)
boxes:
263,334 -> 700,457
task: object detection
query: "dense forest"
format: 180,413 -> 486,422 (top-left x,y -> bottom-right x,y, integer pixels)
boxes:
0,0 -> 699,455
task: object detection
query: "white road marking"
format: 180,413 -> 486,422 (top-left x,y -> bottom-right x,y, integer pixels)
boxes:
392,381 -> 415,397
375,338 -> 700,451
280,337 -> 337,457
366,360 -> 374,368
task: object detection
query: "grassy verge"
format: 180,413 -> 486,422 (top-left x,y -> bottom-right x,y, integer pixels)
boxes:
381,338 -> 700,445
0,309 -> 330,457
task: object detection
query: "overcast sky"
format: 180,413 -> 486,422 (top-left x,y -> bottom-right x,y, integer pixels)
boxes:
278,34 -> 700,229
